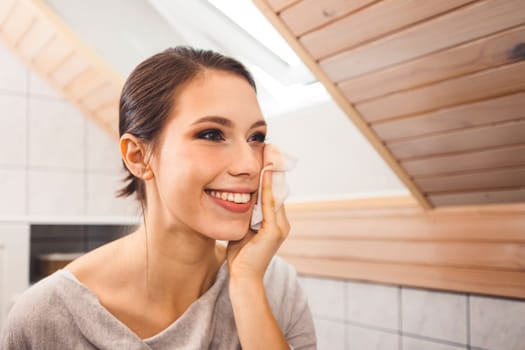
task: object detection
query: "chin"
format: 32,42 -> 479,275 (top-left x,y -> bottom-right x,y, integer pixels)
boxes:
204,221 -> 250,241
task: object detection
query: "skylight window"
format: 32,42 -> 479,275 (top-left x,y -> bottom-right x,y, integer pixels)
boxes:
208,0 -> 300,67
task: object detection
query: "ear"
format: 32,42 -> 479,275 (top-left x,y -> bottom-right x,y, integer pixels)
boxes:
120,133 -> 154,180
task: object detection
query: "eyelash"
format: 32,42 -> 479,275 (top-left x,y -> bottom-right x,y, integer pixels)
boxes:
248,132 -> 266,143
196,129 -> 225,141
196,129 -> 266,143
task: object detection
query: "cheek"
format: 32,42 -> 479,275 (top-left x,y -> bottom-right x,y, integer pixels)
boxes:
185,148 -> 229,181
161,147 -> 227,194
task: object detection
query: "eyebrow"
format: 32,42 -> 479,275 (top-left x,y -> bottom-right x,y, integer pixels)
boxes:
191,116 -> 267,129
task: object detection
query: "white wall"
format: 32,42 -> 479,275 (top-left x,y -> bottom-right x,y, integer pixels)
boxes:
267,101 -> 408,201
300,275 -> 525,350
0,224 -> 30,329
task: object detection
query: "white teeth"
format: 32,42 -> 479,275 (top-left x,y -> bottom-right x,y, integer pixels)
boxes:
207,190 -> 251,204
234,193 -> 241,203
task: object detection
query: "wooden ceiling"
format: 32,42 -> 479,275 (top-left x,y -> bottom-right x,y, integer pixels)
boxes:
0,0 -> 123,138
254,0 -> 525,209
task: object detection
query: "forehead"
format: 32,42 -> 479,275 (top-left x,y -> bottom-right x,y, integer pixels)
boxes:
169,69 -> 264,127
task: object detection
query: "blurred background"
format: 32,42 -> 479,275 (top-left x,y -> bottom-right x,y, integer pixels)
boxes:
0,1 -> 524,349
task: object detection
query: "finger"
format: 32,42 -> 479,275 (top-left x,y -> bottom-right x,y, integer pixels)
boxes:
260,170 -> 276,228
275,204 -> 290,239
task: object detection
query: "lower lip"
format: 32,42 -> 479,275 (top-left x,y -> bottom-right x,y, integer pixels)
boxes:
206,192 -> 252,213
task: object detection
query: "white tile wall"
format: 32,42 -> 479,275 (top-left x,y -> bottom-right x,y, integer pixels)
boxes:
28,71 -> 62,99
296,276 -> 523,350
85,117 -> 122,171
28,170 -> 84,216
0,94 -> 26,166
470,295 -> 525,350
314,318 -> 345,350
0,169 -> 26,216
0,40 -> 139,219
86,172 -> 138,217
347,325 -> 398,350
402,337 -> 467,350
29,98 -> 85,169
402,288 -> 467,344
0,44 -> 27,93
346,280 -> 398,330
300,276 -> 346,320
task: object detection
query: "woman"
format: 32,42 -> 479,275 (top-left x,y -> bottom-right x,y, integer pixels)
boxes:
0,47 -> 316,349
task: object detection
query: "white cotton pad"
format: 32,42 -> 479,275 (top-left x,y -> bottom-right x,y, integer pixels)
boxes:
250,144 -> 297,231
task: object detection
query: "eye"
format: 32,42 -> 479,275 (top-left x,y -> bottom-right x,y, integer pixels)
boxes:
196,129 -> 225,141
248,132 -> 266,143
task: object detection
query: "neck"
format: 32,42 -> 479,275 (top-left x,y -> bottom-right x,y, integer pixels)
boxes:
128,220 -> 225,313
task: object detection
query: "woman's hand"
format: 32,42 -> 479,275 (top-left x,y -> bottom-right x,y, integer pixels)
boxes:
226,170 -> 290,282
226,169 -> 291,350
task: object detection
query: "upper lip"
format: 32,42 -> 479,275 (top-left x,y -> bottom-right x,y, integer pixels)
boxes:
205,187 -> 257,194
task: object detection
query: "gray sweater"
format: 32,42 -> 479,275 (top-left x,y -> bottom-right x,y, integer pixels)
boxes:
0,256 -> 316,349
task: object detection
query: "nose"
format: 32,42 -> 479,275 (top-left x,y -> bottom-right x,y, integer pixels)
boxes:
228,140 -> 262,178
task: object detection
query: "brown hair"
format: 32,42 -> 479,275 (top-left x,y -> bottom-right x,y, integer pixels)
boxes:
117,46 -> 257,206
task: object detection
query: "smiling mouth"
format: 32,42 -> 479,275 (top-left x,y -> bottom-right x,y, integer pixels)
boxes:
204,189 -> 253,204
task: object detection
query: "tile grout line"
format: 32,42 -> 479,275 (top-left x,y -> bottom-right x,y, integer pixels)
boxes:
402,331 -> 470,349
467,294 -> 471,350
25,69 -> 30,216
83,111 -> 88,217
313,313 -> 471,349
313,315 -> 398,334
398,286 -> 403,350
343,281 -> 348,350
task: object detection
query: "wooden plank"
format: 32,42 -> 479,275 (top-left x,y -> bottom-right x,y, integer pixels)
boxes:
357,61 -> 525,122
94,99 -> 120,138
65,67 -> 106,101
429,188 -> 525,206
1,1 -> 34,46
388,119 -> 525,160
80,82 -> 120,111
265,0 -> 301,12
282,256 -> 525,299
280,239 -> 525,270
320,0 -> 525,81
415,166 -> 525,193
26,0 -> 124,86
280,0 -> 377,36
286,195 -> 418,211
50,51 -> 90,86
252,0 -> 433,209
402,144 -> 525,177
33,34 -> 73,75
17,18 -> 55,60
0,0 -> 16,27
301,0 -> 474,60
288,211 -> 525,241
283,199 -> 525,298
339,25 -> 525,102
372,92 -> 525,141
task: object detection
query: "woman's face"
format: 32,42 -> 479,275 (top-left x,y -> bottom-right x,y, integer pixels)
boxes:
148,69 -> 266,241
